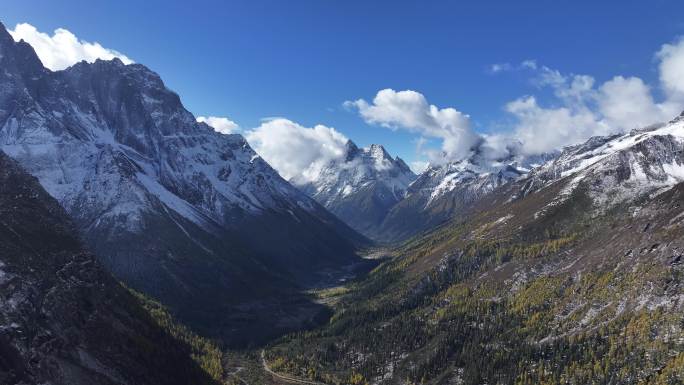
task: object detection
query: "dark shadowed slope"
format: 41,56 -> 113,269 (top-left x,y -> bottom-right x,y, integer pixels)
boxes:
0,152 -> 219,385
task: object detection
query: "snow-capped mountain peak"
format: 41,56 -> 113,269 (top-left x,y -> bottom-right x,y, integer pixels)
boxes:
296,140 -> 416,205
410,150 -> 551,205
294,140 -> 416,237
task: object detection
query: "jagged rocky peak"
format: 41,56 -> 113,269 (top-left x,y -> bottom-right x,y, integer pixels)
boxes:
343,140 -> 405,170
367,142 -> 391,159
361,143 -> 412,176
0,23 -> 49,115
367,143 -> 414,176
293,139 -> 416,238
298,140 -> 416,202
0,22 -> 39,66
57,58 -> 202,148
344,139 -> 360,160
394,155 -> 411,170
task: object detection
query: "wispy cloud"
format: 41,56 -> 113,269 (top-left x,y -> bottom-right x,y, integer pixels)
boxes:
488,59 -> 537,74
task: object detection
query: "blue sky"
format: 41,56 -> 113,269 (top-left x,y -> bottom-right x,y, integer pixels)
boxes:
3,0 -> 684,173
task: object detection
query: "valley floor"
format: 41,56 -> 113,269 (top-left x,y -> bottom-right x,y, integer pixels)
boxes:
221,250 -> 391,385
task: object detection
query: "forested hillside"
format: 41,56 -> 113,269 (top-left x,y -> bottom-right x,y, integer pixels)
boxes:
266,122 -> 684,384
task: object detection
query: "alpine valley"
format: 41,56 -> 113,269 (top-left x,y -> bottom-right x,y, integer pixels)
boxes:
2,14 -> 684,385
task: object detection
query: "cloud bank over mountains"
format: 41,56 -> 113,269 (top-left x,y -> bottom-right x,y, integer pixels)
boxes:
346,37 -> 684,165
190,42 -> 684,179
502,50 -> 684,156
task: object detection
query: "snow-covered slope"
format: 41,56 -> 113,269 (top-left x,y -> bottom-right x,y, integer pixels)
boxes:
413,157 -> 532,205
378,113 -> 684,243
376,149 -> 553,242
0,54 -> 319,230
0,22 -> 366,345
294,140 -> 416,238
518,113 -> 684,209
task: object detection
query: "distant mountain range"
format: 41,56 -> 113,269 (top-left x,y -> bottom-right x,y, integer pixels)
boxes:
376,149 -> 556,242
296,137 -> 555,243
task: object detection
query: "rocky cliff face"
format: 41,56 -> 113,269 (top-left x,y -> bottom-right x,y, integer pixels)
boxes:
0,22 -> 366,345
0,152 -> 217,385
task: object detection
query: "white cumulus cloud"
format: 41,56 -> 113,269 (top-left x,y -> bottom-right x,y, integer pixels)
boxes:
196,116 -> 240,134
504,95 -> 610,155
8,23 -> 133,71
597,76 -> 676,130
658,37 -> 684,101
245,118 -> 349,182
345,89 -> 480,162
